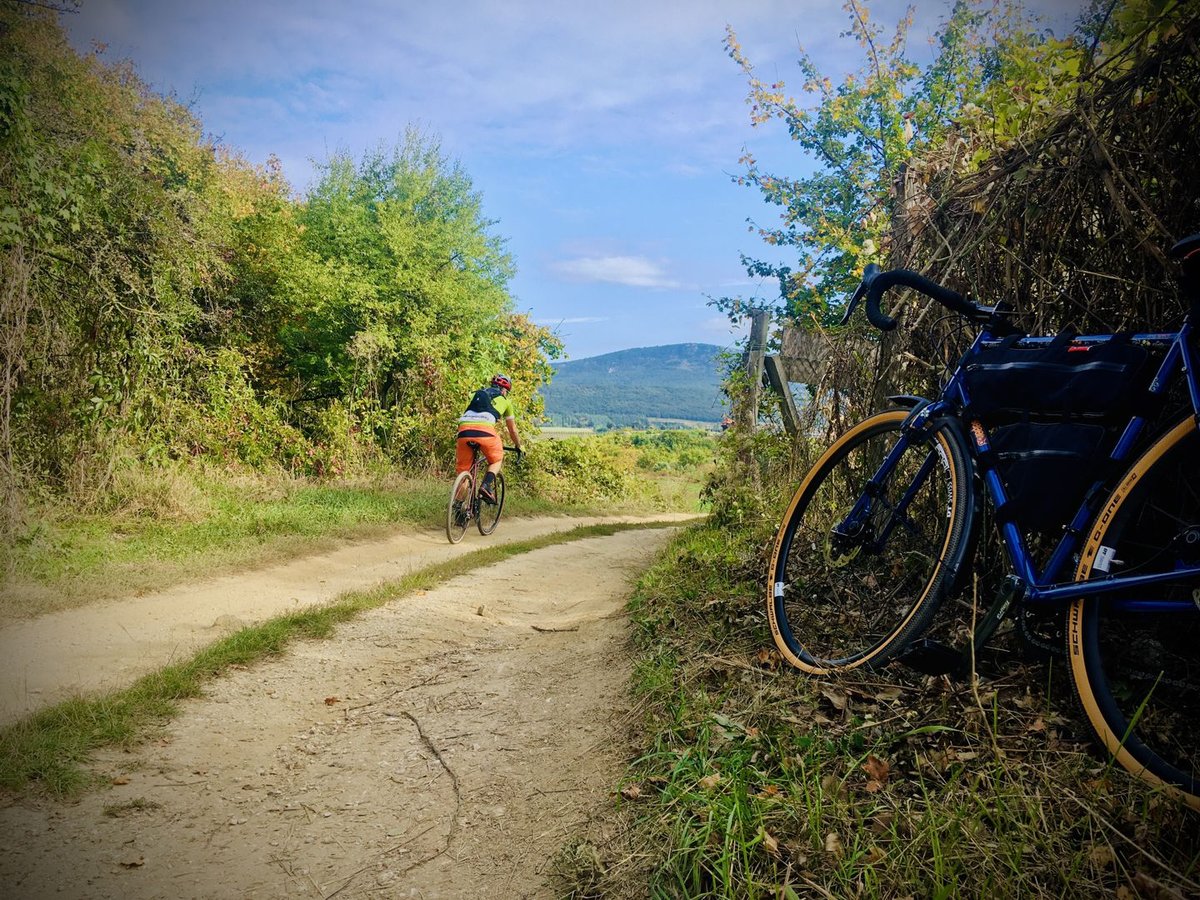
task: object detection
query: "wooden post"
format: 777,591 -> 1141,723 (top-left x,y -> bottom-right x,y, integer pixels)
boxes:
741,309 -> 770,428
764,355 -> 801,435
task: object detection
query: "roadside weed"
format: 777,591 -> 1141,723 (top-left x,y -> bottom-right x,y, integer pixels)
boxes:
583,522 -> 1200,899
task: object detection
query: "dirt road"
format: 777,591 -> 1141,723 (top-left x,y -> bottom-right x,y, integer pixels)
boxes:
0,524 -> 678,898
0,513 -> 692,725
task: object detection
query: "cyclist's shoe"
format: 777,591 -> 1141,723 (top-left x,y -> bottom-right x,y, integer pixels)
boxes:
480,472 -> 498,504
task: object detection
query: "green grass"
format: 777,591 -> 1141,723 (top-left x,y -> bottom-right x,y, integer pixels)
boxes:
577,521 -> 1200,899
0,521 -> 679,798
2,471 -> 447,616
2,458 -> 705,620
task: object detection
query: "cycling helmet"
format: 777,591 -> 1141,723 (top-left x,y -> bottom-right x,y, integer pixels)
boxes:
491,373 -> 512,390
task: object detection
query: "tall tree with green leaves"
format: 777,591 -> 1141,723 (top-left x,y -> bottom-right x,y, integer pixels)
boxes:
288,132 -> 559,464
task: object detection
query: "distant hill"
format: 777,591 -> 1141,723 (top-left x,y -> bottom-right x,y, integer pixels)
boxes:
539,343 -> 728,428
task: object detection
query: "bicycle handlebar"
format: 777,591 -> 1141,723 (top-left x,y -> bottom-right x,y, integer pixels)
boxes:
840,265 -> 989,331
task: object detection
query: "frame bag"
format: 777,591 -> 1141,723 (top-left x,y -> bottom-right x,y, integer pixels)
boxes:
965,332 -> 1154,532
963,332 -> 1150,422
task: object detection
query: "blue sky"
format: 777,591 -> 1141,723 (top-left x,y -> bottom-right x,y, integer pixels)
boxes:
65,0 -> 1082,360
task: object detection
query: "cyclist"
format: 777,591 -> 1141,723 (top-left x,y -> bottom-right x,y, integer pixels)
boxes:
456,373 -> 522,503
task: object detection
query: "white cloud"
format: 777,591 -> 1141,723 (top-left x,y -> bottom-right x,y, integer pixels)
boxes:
701,314 -> 747,337
551,255 -> 684,290
67,0 -> 868,173
69,0 -> 1082,181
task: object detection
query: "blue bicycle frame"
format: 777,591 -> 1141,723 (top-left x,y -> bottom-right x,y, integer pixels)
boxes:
894,317 -> 1200,615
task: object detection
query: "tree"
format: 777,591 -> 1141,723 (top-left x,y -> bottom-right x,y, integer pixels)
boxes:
719,0 -> 1079,327
288,132 -> 558,464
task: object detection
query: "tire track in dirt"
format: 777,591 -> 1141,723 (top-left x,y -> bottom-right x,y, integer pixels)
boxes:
0,527 -> 676,899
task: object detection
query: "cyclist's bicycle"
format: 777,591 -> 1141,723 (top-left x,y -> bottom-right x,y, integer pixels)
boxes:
767,233 -> 1200,806
446,442 -> 520,544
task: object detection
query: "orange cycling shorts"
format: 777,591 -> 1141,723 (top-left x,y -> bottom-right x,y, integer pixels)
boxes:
456,426 -> 504,473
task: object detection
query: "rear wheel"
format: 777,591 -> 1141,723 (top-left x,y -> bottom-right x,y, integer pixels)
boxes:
1069,417 -> 1200,807
446,470 -> 473,544
767,409 -> 973,673
477,472 -> 505,535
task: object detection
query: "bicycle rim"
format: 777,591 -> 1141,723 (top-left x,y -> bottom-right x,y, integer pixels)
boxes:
446,471 -> 473,544
767,409 -> 971,673
477,472 -> 505,535
1069,417 -> 1200,806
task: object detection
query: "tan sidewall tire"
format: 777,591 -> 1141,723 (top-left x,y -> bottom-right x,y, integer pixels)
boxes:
766,409 -> 968,675
447,470 -> 473,544
1068,416 -> 1200,808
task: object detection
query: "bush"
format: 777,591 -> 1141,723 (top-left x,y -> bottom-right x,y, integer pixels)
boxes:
518,437 -> 649,505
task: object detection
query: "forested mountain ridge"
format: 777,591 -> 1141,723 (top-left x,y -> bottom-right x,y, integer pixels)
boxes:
540,344 -> 727,428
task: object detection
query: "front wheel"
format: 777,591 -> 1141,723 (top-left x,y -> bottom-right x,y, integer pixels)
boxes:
447,470 -> 473,544
767,409 -> 973,674
477,472 -> 505,535
1069,417 -> 1200,807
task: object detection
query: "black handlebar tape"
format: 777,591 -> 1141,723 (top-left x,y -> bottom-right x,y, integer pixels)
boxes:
865,269 -> 972,331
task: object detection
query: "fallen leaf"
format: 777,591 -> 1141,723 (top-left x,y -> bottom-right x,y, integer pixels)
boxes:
755,648 -> 780,669
869,810 -> 895,834
819,686 -> 848,711
865,846 -> 887,864
1088,845 -> 1116,868
119,856 -> 145,869
698,773 -> 722,790
761,828 -> 781,858
619,784 -> 643,800
862,755 -> 890,785
824,832 -> 844,858
111,776 -> 130,786
756,784 -> 782,799
324,697 -> 340,706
